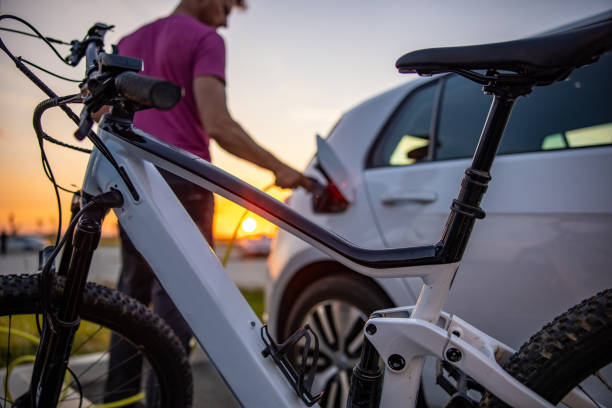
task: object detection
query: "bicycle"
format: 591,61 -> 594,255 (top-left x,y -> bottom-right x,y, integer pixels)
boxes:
0,12 -> 610,408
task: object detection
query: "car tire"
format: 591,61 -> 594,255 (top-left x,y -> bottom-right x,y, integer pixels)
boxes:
281,272 -> 393,408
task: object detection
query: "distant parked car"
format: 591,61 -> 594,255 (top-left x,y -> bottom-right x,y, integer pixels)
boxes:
237,236 -> 271,257
266,22 -> 612,408
6,235 -> 46,252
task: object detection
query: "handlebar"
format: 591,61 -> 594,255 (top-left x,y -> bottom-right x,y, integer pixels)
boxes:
115,71 -> 183,111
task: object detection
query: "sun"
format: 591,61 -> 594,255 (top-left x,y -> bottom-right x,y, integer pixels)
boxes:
241,217 -> 257,233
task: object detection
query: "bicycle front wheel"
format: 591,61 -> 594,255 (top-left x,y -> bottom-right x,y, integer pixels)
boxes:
481,288 -> 611,407
0,274 -> 193,407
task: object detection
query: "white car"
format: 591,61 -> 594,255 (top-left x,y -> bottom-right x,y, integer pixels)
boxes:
266,17 -> 612,408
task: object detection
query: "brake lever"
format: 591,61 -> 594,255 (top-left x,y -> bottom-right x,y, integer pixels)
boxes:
73,71 -> 118,140
75,106 -> 92,140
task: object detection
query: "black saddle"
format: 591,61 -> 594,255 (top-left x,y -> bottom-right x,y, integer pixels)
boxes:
396,18 -> 612,86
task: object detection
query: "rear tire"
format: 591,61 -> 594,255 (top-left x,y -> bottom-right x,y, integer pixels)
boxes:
480,288 -> 612,407
0,274 -> 193,407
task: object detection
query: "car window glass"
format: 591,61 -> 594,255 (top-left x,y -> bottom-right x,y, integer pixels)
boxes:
436,52 -> 612,160
502,52 -> 612,154
565,123 -> 612,147
541,123 -> 612,150
369,83 -> 436,167
435,76 -> 489,160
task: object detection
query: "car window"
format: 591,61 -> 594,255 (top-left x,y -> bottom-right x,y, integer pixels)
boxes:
435,76 -> 489,160
436,52 -> 612,160
368,83 -> 437,167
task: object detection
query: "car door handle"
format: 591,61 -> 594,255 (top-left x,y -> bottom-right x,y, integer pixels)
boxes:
381,191 -> 437,206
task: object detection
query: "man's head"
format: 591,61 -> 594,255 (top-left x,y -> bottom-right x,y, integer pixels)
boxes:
175,0 -> 246,28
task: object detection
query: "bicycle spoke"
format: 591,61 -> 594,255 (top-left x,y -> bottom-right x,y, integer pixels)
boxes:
61,346 -> 143,403
64,343 -> 111,392
60,375 -> 145,400
63,330 -> 145,400
70,325 -> 104,355
62,371 -> 148,406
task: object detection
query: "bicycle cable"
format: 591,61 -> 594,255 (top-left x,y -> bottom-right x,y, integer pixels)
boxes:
0,23 -> 81,82
65,365 -> 84,408
1,16 -> 134,250
0,18 -> 139,196
0,15 -> 75,65
17,56 -> 81,82
0,26 -> 71,45
32,95 -> 86,246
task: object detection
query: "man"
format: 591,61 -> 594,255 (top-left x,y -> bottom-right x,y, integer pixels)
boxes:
104,0 -> 312,403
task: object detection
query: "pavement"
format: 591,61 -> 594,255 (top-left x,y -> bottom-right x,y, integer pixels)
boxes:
0,243 -> 268,407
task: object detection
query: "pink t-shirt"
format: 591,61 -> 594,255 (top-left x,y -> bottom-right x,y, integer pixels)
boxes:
118,14 -> 225,161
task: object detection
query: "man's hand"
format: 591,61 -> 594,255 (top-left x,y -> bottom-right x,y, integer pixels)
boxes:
91,105 -> 111,123
273,163 -> 313,191
194,76 -> 313,193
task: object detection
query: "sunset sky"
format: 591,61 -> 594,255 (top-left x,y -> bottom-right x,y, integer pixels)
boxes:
1,0 -> 610,239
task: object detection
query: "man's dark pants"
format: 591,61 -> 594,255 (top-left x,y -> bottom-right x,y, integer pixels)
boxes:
105,169 -> 214,404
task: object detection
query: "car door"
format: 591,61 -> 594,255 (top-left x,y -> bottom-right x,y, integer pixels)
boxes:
363,80 -> 453,248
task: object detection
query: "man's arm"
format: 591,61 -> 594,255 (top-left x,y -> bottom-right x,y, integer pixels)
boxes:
193,76 -> 311,190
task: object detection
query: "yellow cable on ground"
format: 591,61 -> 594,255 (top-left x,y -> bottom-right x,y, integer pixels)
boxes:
0,326 -> 40,345
0,325 -> 143,408
221,184 -> 275,267
91,392 -> 146,408
4,354 -> 36,402
1,184 -> 279,405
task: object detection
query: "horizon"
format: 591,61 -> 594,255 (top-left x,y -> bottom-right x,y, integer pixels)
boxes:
1,1 -> 610,240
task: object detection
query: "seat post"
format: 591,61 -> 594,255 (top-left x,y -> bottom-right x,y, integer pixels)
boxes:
439,84 -> 528,263
470,94 -> 515,172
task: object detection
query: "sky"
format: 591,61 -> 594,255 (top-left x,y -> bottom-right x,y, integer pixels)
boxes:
1,0 -> 611,238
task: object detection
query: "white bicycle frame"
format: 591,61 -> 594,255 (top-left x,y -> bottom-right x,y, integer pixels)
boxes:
80,122 -> 595,408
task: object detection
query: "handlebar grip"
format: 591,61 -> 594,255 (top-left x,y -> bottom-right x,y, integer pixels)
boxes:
115,72 -> 183,110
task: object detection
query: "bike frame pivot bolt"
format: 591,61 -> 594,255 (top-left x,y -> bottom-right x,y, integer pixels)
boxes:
446,348 -> 462,362
366,324 -> 377,335
388,354 -> 405,371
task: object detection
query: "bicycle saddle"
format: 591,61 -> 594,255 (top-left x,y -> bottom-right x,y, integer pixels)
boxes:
396,18 -> 612,85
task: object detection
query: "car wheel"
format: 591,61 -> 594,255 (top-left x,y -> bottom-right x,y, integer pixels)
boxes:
281,273 -> 393,408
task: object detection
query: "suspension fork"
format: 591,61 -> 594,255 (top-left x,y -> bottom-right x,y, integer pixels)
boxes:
57,192 -> 84,277
25,190 -> 122,407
